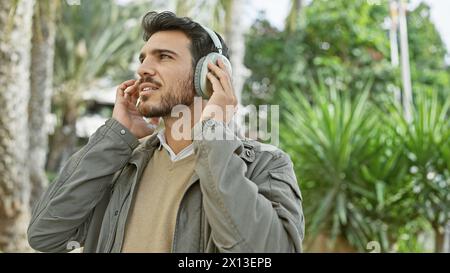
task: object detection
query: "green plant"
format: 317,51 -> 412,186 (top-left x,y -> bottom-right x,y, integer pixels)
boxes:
279,75 -> 449,252
47,1 -> 149,172
385,90 -> 450,252
247,0 -> 450,253
280,78 -> 387,251
243,1 -> 450,106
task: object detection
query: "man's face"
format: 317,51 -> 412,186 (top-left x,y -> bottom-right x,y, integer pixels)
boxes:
136,30 -> 195,118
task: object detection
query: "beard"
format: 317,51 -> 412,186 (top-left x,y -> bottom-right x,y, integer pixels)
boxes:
137,73 -> 195,118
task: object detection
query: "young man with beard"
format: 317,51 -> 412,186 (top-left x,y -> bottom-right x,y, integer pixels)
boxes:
27,11 -> 304,253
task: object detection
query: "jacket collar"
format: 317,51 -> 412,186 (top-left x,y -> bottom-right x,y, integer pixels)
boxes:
128,131 -> 257,168
128,132 -> 160,167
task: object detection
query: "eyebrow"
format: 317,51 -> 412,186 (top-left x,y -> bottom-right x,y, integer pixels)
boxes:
139,49 -> 179,62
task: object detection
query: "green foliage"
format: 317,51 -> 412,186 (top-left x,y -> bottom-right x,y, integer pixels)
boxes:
280,79 -> 377,249
51,0 -> 150,134
407,3 -> 450,99
245,0 -> 450,252
244,0 -> 399,106
280,79 -> 391,251
279,77 -> 449,252
244,23 -> 307,104
47,1 -> 152,172
386,89 -> 450,229
54,1 -> 144,88
243,1 -> 450,106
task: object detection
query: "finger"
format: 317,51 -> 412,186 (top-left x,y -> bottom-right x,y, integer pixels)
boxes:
126,80 -> 140,96
206,72 -> 225,94
131,81 -> 140,100
217,59 -> 234,95
119,79 -> 136,91
126,81 -> 141,100
217,58 -> 227,70
207,61 -> 233,95
123,84 -> 137,100
210,61 -> 238,104
117,79 -> 137,99
130,91 -> 139,106
207,61 -> 228,81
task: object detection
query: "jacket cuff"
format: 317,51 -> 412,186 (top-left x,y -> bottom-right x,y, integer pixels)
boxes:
105,118 -> 140,150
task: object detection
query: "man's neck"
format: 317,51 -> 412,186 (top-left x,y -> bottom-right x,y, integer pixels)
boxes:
161,100 -> 205,155
163,121 -> 193,155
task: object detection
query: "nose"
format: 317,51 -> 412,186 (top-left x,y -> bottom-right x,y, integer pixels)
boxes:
137,58 -> 157,79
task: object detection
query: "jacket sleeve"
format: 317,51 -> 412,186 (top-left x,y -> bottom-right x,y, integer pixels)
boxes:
193,121 -> 304,253
27,118 -> 139,252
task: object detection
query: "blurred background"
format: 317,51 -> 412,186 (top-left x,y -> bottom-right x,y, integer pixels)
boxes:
0,0 -> 449,253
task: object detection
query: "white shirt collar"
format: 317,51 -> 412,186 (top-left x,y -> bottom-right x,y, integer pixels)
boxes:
156,129 -> 194,162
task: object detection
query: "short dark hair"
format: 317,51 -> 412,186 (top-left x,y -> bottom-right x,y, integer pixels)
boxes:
141,11 -> 229,71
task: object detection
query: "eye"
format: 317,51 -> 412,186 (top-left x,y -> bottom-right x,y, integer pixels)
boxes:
160,54 -> 171,60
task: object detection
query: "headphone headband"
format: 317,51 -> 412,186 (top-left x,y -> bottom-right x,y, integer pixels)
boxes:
200,24 -> 223,55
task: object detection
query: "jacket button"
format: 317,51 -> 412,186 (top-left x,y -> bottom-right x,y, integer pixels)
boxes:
120,129 -> 126,135
114,210 -> 119,216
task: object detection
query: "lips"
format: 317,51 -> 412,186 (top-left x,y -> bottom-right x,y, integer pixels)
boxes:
139,82 -> 160,96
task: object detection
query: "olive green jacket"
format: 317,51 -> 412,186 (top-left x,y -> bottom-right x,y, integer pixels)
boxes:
28,118 -> 304,252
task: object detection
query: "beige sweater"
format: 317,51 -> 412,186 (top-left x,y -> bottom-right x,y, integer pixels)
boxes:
121,148 -> 197,252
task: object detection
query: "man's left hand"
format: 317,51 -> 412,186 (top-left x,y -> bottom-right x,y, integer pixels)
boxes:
201,58 -> 237,124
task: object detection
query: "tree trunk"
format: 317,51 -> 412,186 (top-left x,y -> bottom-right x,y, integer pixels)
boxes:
220,0 -> 250,138
223,0 -> 250,104
28,0 -> 57,209
285,0 -> 303,32
434,225 -> 445,253
0,0 -> 35,252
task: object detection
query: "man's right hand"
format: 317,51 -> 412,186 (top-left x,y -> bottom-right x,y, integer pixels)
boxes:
112,79 -> 159,139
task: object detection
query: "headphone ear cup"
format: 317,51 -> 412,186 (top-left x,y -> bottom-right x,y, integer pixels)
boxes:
194,53 -> 233,99
194,56 -> 207,98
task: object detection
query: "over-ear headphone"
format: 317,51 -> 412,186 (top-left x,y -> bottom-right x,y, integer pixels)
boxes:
194,25 -> 232,99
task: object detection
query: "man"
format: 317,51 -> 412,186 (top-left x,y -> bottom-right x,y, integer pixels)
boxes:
27,11 -> 304,253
